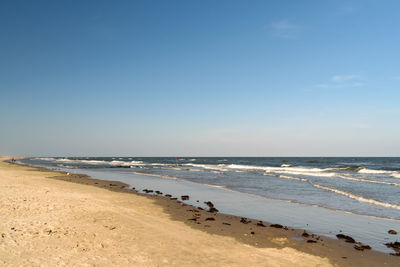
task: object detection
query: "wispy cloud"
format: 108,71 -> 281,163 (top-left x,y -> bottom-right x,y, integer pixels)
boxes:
331,74 -> 360,83
316,74 -> 365,88
269,20 -> 301,39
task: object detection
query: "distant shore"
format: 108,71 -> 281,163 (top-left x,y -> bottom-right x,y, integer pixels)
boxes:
1,157 -> 398,266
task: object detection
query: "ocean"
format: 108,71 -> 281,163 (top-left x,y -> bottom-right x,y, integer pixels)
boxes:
19,157 -> 400,252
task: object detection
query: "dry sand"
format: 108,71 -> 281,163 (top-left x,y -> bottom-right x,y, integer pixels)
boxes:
0,157 -> 398,266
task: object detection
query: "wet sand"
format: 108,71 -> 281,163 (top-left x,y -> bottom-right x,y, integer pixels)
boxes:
0,157 -> 398,266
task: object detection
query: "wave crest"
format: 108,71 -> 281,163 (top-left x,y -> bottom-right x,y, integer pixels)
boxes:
312,183 -> 400,210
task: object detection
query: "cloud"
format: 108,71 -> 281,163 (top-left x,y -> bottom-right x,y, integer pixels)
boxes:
316,74 -> 365,88
269,20 -> 301,39
331,74 -> 359,83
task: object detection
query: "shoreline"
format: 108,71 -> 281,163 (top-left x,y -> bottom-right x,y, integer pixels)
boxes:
133,170 -> 400,222
20,159 -> 400,253
137,169 -> 400,223
2,157 -> 399,266
22,157 -> 400,223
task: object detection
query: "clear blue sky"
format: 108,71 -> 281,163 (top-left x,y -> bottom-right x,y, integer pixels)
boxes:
1,0 -> 400,156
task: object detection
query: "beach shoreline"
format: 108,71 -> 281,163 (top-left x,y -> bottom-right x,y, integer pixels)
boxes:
1,157 -> 398,266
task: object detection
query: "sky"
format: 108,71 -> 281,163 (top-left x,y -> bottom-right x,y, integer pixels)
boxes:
1,0 -> 400,157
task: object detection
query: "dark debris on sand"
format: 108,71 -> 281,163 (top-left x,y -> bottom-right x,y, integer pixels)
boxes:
208,207 -> 219,213
256,221 -> 266,227
302,231 -> 310,238
336,234 -> 356,243
204,201 -> 219,213
142,189 -> 153,193
336,234 -> 374,252
240,218 -> 251,224
385,241 -> 400,253
388,229 -> 397,235
354,242 -> 371,251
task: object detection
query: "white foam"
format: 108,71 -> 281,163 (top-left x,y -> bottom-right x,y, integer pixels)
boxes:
358,168 -> 391,174
334,175 -> 400,187
392,173 -> 400,178
109,160 -> 144,167
358,168 -> 400,179
109,160 -> 131,166
265,169 -> 336,177
184,163 -> 228,172
281,164 -> 292,167
52,158 -> 145,167
151,163 -> 170,166
83,160 -> 109,165
204,184 -> 227,189
54,158 -> 72,162
130,160 -> 145,165
228,164 -> 333,175
55,159 -> 106,165
36,157 -> 56,161
277,175 -> 307,182
312,183 -> 400,210
227,164 -> 265,170
185,163 -> 338,177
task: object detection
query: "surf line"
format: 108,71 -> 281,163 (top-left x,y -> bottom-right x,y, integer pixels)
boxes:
311,183 -> 400,210
321,174 -> 400,187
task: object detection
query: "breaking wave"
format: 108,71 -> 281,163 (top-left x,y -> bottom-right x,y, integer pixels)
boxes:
281,164 -> 292,167
185,163 -> 337,177
35,158 -> 400,183
35,158 -> 145,167
312,183 -> 400,210
392,173 -> 400,178
358,168 -> 392,174
36,157 -> 56,161
358,168 -> 400,178
334,175 -> 400,187
277,175 -> 307,182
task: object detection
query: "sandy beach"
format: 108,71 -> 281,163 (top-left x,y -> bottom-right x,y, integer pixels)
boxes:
0,157 -> 398,266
